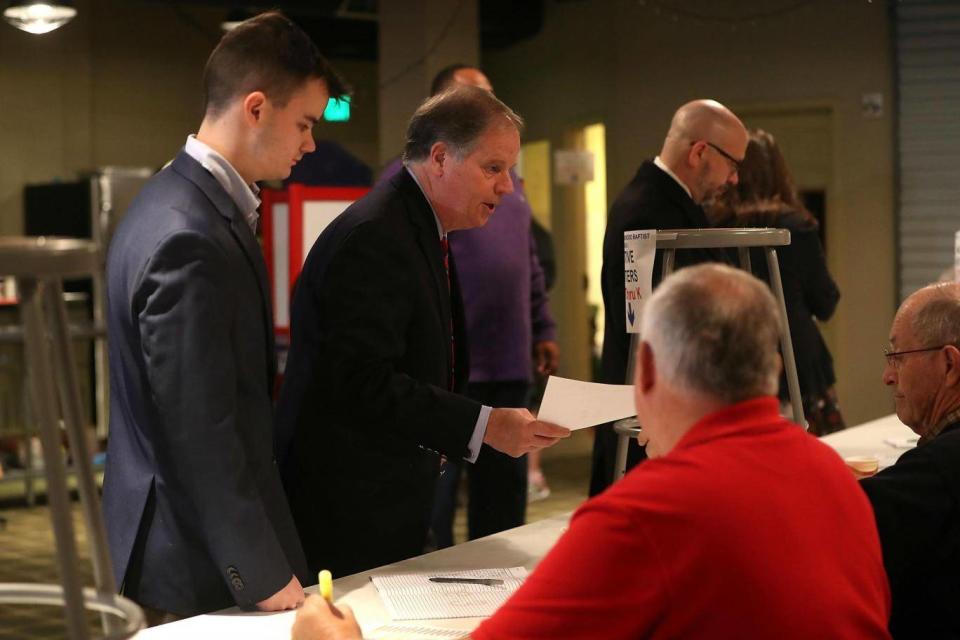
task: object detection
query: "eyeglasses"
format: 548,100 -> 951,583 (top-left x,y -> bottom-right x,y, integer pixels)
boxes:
704,141 -> 742,173
883,345 -> 947,366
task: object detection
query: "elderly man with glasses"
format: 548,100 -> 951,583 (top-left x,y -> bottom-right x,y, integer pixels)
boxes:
861,282 -> 960,638
592,99 -> 749,495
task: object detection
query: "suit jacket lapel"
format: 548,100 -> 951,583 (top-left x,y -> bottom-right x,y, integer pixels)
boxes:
446,249 -> 469,392
171,152 -> 277,385
229,216 -> 278,382
391,170 -> 454,376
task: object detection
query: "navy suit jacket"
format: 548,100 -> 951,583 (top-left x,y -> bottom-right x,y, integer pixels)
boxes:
102,151 -> 309,616
276,168 -> 481,577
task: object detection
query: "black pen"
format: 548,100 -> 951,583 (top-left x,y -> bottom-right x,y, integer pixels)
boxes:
428,577 -> 504,586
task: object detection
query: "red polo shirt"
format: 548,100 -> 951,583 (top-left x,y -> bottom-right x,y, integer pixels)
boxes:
473,397 -> 890,640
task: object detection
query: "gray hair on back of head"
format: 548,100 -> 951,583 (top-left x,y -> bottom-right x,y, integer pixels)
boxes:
910,283 -> 960,348
640,263 -> 781,404
403,85 -> 523,164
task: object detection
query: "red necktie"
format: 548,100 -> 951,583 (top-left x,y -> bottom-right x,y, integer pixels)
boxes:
440,236 -> 454,390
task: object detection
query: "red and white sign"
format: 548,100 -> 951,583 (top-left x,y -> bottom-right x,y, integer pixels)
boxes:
261,184 -> 369,334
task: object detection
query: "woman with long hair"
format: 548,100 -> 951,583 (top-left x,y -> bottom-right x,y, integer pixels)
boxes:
709,129 -> 844,435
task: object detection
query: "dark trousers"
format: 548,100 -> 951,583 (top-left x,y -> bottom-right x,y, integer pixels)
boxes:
430,381 -> 529,549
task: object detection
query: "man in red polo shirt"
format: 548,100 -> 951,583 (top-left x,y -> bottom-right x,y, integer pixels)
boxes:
291,264 -> 890,640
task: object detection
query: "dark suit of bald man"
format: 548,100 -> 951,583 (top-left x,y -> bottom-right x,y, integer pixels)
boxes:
592,159 -> 730,495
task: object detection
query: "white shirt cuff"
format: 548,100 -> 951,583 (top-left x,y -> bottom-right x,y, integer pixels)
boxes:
464,405 -> 492,463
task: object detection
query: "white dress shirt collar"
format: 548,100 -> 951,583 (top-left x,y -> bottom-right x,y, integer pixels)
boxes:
184,135 -> 261,233
404,165 -> 446,240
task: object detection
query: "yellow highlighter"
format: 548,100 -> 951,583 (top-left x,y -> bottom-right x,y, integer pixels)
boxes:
318,569 -> 333,603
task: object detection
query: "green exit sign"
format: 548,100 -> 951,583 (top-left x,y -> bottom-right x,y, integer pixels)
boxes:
324,96 -> 351,122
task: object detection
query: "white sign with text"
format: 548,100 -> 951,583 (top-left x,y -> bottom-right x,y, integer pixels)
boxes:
623,230 -> 655,334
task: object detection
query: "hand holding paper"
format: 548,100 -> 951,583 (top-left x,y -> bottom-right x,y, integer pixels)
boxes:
484,408 -> 570,457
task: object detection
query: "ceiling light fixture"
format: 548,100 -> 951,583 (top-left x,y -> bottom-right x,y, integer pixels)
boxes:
4,1 -> 76,34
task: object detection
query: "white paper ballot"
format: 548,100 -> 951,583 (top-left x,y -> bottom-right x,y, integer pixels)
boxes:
372,567 -> 527,620
537,376 -> 636,430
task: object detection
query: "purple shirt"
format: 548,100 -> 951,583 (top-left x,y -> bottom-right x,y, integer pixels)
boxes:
380,159 -> 556,382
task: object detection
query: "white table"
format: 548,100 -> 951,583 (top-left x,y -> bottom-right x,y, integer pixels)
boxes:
819,412 -> 916,469
136,513 -> 572,639
137,413 -> 915,639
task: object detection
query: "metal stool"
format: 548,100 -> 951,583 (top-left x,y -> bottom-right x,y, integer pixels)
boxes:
613,228 -> 801,481
0,237 -> 143,639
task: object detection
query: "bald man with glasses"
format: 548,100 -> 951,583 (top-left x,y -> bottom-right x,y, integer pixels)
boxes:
861,282 -> 960,638
592,99 -> 748,495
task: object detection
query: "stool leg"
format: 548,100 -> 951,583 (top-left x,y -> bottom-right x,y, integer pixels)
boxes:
614,432 -> 629,481
21,380 -> 35,506
43,281 -> 120,634
661,248 -> 676,279
738,246 -> 751,272
20,279 -> 90,640
764,248 -> 805,426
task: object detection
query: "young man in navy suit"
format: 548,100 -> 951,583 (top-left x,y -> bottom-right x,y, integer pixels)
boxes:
102,12 -> 345,622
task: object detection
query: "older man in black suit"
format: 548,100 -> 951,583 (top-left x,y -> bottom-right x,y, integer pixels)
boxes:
276,87 -> 570,578
862,282 -> 960,638
591,99 -> 748,495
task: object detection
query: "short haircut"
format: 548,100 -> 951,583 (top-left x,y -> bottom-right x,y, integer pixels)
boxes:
403,86 -> 523,163
640,263 -> 782,404
911,284 -> 960,348
430,63 -> 474,96
202,11 -> 348,118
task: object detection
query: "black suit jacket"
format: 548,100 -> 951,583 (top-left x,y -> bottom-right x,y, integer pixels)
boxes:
861,422 -> 960,638
591,160 -> 729,495
102,151 -> 309,616
276,168 -> 481,577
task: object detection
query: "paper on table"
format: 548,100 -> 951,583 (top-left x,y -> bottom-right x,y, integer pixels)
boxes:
884,436 -> 919,450
371,567 -> 527,620
536,376 -> 635,430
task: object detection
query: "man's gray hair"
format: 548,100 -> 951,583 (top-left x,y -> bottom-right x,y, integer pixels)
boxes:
640,263 -> 781,404
403,85 -> 523,163
911,283 -> 960,348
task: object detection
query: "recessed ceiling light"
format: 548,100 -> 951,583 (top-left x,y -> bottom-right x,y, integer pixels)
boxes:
4,1 -> 76,35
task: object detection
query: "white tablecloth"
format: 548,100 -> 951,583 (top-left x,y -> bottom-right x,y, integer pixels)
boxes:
819,412 -> 915,469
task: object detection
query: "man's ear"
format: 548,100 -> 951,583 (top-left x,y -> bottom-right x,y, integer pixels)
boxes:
943,345 -> 960,386
637,341 -> 656,393
242,91 -> 268,125
687,140 -> 706,169
427,142 -> 448,176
